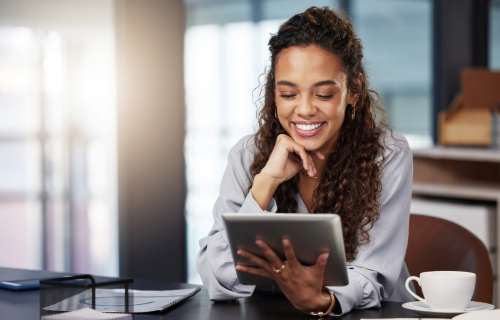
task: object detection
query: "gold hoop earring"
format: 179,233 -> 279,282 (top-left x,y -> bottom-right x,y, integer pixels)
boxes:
351,102 -> 356,120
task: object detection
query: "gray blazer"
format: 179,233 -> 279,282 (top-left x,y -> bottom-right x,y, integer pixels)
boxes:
196,129 -> 415,315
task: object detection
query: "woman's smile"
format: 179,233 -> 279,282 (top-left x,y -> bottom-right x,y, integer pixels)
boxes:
292,121 -> 326,137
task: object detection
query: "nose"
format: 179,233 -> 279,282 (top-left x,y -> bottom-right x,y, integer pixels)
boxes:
295,94 -> 317,118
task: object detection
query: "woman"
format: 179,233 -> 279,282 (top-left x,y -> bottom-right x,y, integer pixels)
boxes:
196,6 -> 414,316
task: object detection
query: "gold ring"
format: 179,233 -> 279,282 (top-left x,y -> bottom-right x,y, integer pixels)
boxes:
272,264 -> 285,274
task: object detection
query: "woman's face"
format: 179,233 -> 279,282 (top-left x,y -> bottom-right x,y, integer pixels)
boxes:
274,45 -> 357,154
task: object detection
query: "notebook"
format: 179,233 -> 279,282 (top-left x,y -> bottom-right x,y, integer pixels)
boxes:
42,308 -> 132,320
44,288 -> 201,313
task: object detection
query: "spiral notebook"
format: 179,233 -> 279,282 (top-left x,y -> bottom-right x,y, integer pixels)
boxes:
44,287 -> 201,313
42,308 -> 133,320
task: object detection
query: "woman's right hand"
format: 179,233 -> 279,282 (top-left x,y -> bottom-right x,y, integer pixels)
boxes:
251,134 -> 324,210
261,134 -> 324,183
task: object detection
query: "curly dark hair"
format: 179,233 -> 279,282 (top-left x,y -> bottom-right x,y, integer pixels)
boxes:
249,7 -> 390,262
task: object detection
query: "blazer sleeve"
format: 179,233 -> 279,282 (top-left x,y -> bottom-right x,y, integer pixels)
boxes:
196,135 -> 277,300
327,132 -> 413,315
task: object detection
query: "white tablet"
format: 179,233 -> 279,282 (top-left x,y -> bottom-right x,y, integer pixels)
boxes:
222,213 -> 349,286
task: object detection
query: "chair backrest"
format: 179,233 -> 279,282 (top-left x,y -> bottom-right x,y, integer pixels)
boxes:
405,214 -> 493,304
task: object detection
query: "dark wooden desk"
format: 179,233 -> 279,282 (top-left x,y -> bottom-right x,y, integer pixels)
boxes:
0,267 -> 419,319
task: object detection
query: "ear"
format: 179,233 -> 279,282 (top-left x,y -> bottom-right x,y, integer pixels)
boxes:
347,73 -> 364,105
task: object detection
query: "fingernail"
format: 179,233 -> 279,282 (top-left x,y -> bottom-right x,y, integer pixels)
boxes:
323,254 -> 329,262
236,266 -> 242,270
283,239 -> 290,246
255,240 -> 263,246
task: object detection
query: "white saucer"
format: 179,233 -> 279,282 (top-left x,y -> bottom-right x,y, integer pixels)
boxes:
402,301 -> 495,318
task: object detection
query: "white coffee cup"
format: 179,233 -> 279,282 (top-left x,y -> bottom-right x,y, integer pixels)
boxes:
405,271 -> 476,311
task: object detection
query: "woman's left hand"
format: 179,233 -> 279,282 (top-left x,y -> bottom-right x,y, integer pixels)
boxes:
235,238 -> 333,313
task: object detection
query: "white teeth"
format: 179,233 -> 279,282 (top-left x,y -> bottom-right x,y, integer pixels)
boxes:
296,123 -> 322,131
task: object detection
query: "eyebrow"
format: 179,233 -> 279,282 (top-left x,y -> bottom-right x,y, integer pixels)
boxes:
276,80 -> 337,87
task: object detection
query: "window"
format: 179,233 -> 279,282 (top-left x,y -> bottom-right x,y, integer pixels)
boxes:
0,13 -> 117,276
352,0 -> 433,148
0,27 -> 42,270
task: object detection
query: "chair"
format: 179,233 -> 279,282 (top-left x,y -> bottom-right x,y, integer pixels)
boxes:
405,214 -> 494,304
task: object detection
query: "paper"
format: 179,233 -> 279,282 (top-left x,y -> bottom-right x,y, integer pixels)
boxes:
44,288 -> 199,313
360,309 -> 500,320
41,308 -> 132,320
452,309 -> 500,319
405,301 -> 486,312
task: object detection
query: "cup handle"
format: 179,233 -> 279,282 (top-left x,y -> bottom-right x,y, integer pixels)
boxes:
405,276 -> 428,306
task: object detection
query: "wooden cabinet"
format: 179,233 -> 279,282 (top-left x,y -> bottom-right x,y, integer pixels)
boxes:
412,147 -> 500,306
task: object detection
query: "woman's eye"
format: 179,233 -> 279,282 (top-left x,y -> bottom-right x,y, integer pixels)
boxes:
316,94 -> 334,99
280,94 -> 296,99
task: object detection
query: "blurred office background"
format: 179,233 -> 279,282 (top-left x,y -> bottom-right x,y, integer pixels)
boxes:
0,0 -> 499,291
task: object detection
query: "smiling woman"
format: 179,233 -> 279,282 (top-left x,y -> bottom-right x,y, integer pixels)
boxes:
197,6 -> 414,316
